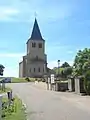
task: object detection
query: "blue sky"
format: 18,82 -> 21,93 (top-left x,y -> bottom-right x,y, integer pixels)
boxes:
0,0 -> 90,77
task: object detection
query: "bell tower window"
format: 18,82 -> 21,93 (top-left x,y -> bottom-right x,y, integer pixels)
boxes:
38,43 -> 42,48
32,42 -> 36,47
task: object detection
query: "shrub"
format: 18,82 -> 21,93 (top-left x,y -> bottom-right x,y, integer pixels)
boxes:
25,77 -> 30,82
84,71 -> 90,95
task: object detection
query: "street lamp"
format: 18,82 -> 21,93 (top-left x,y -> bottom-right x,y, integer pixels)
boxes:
57,60 -> 60,77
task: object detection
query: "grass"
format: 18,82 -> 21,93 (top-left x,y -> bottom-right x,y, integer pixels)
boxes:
11,78 -> 27,83
11,77 -> 36,83
2,96 -> 26,120
0,87 -> 11,94
0,77 -> 42,83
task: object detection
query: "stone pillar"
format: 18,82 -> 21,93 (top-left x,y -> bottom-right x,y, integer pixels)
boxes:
68,78 -> 75,92
75,78 -> 80,94
2,83 -> 5,91
55,83 -> 59,91
47,83 -> 49,90
7,91 -> 12,106
68,78 -> 72,91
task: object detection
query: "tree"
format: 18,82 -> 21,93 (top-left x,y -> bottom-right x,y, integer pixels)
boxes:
61,62 -> 70,68
73,48 -> 90,76
84,71 -> 90,95
0,64 -> 5,76
73,48 -> 90,94
63,67 -> 73,78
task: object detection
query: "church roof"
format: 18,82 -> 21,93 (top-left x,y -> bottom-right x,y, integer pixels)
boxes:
28,18 -> 44,41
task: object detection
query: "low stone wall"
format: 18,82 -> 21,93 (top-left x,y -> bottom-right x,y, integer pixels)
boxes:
55,82 -> 68,91
34,81 -> 68,92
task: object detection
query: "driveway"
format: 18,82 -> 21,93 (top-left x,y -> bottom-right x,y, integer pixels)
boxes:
8,83 -> 90,120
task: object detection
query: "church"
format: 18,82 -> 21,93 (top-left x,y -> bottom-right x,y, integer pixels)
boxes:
19,18 -> 49,78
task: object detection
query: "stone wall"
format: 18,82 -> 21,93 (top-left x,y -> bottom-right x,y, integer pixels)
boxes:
55,82 -> 68,91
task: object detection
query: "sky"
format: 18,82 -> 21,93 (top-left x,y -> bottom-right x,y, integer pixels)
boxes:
0,0 -> 90,77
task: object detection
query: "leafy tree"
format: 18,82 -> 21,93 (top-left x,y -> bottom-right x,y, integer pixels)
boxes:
84,71 -> 90,95
73,48 -> 90,94
63,67 -> 73,78
73,48 -> 90,76
61,62 -> 70,68
0,64 -> 5,76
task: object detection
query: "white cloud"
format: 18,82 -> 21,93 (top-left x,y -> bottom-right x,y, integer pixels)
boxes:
3,8 -> 19,15
0,7 -> 19,21
67,50 -> 74,54
48,60 -> 74,69
3,67 -> 18,77
0,53 -> 25,58
0,0 -> 76,22
0,53 -> 25,77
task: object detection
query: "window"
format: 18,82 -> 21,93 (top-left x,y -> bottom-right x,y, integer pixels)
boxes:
38,43 -> 42,48
38,67 -> 40,72
34,68 -> 35,72
32,42 -> 36,47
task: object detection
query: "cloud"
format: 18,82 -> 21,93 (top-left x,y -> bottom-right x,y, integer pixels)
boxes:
3,67 -> 18,77
48,60 -> 74,69
67,50 -> 74,54
0,7 -> 19,21
0,0 -> 76,22
0,53 -> 25,57
0,53 -> 25,77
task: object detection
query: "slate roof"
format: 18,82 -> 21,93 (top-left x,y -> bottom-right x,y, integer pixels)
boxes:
28,18 -> 44,42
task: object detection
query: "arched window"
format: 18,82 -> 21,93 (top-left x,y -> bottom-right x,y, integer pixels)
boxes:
34,68 -> 35,72
38,67 -> 40,72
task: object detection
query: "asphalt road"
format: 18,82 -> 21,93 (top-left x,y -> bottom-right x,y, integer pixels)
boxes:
8,83 -> 90,120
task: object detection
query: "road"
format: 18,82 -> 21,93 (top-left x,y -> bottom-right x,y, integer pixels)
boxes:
8,83 -> 90,120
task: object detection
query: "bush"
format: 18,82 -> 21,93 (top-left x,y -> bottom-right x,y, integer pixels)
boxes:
84,71 -> 90,95
25,77 -> 30,82
42,78 -> 45,82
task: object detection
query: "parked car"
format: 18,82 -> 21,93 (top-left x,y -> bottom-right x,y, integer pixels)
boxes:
0,78 -> 11,83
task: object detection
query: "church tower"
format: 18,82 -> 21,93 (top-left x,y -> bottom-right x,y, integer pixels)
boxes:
25,18 -> 47,77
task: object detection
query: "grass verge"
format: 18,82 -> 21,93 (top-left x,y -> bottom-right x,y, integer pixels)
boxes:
11,78 -> 27,83
0,87 -> 11,94
2,96 -> 26,120
11,77 -> 35,83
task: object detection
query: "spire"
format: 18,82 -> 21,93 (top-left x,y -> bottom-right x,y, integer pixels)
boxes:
29,18 -> 43,40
